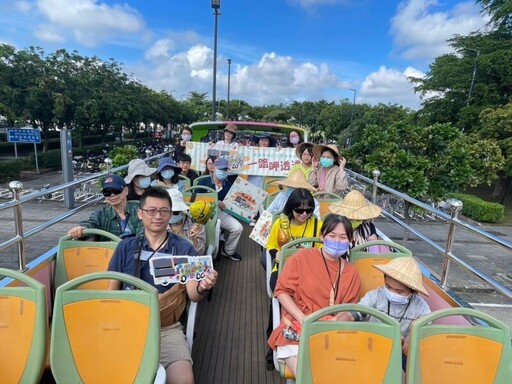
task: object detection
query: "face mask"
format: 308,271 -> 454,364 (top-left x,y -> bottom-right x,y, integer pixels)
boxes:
323,239 -> 350,258
161,169 -> 174,180
169,212 -> 185,224
215,169 -> 228,180
383,287 -> 411,305
320,157 -> 334,168
351,220 -> 362,230
181,134 -> 192,141
138,177 -> 151,189
290,136 -> 300,144
150,179 -> 159,187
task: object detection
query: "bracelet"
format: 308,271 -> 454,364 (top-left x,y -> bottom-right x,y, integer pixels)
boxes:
196,282 -> 208,296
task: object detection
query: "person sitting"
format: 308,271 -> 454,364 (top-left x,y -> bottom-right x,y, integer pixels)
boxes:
177,153 -> 199,185
309,144 -> 348,196
267,169 -> 320,219
289,142 -> 314,180
173,126 -> 193,162
335,257 -> 430,368
154,157 -> 186,192
266,188 -> 323,291
211,123 -> 238,150
125,159 -> 157,201
328,189 -> 382,247
284,129 -> 303,148
197,157 -> 243,261
107,187 -> 218,384
202,155 -> 217,176
167,188 -> 206,255
67,174 -> 142,239
267,214 -> 361,377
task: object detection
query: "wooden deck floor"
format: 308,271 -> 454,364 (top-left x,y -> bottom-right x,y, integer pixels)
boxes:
192,223 -> 284,384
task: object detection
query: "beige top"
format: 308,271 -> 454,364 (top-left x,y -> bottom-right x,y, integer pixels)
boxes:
309,165 -> 348,196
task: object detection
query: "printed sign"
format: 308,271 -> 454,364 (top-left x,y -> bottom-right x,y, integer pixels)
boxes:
223,177 -> 268,223
7,129 -> 41,143
249,210 -> 274,247
185,142 -> 300,176
149,255 -> 213,286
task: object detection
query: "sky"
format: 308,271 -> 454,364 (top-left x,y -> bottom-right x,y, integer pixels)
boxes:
0,0 -> 490,110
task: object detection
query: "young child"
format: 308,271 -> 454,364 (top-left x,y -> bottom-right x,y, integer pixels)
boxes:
336,257 -> 430,361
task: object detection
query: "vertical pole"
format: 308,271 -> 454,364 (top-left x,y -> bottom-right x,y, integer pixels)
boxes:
211,5 -> 220,121
371,170 -> 380,204
34,142 -> 39,174
227,58 -> 232,120
60,129 -> 75,209
441,199 -> 463,287
14,142 -> 18,159
9,181 -> 26,271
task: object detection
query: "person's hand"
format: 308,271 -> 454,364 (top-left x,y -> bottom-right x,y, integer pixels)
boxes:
333,312 -> 353,321
198,268 -> 218,292
275,251 -> 282,263
218,201 -> 226,210
68,226 -> 86,239
401,336 -> 409,356
312,156 -> 319,169
190,223 -> 200,238
339,156 -> 347,169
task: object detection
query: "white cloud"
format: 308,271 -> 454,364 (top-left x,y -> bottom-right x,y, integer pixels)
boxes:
15,1 -> 33,13
391,0 -> 488,62
34,25 -> 66,43
360,66 -> 424,109
35,0 -> 146,46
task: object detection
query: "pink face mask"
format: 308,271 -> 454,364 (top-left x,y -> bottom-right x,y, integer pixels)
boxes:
290,136 -> 300,144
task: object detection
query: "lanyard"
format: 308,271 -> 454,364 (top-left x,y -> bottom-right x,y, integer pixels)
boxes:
134,232 -> 170,279
321,249 -> 343,306
387,299 -> 412,323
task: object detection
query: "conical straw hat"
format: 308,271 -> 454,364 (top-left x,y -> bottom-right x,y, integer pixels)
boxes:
312,144 -> 340,161
275,169 -> 316,191
328,190 -> 381,220
373,257 -> 429,296
295,142 -> 314,159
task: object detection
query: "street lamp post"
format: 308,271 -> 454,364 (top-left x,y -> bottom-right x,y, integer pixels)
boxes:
349,88 -> 357,124
211,0 -> 221,121
466,49 -> 480,107
227,58 -> 232,120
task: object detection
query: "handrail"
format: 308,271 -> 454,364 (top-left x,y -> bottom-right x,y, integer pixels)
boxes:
346,169 -> 512,300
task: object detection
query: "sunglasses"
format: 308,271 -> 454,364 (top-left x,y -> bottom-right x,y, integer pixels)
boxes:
293,208 -> 314,215
102,189 -> 123,197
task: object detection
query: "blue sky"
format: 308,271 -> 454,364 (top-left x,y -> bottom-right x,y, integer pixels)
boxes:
1,0 -> 489,109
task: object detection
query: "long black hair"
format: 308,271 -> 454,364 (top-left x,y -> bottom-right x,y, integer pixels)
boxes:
282,188 -> 315,220
320,213 -> 353,242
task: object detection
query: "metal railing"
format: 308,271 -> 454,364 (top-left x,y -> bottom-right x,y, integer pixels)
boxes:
347,169 -> 512,300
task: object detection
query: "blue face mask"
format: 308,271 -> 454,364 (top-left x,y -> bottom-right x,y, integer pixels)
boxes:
138,177 -> 151,189
320,157 -> 334,168
215,169 -> 228,180
169,212 -> 185,224
383,287 -> 411,305
323,239 -> 350,258
161,169 -> 174,180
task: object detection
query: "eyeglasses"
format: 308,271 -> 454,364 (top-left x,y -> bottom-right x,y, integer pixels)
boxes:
102,189 -> 123,197
140,208 -> 172,217
293,208 -> 314,215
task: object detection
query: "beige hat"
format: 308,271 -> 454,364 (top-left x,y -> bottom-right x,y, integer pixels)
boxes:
124,159 -> 157,184
167,188 -> 189,212
374,257 -> 429,296
224,123 -> 238,135
313,143 -> 340,161
295,142 -> 314,159
275,169 -> 316,191
328,190 -> 381,220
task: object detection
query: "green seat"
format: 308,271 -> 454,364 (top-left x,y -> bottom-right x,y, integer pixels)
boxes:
312,192 -> 342,219
178,174 -> 191,189
263,176 -> 285,195
51,271 -> 161,383
278,237 -> 323,275
192,174 -> 211,186
296,304 -> 402,383
263,190 -> 281,210
350,240 -> 412,299
0,268 -> 47,384
55,228 -> 121,291
406,307 -> 512,384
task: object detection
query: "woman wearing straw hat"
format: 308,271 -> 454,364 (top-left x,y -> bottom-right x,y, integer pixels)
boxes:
309,144 -> 348,196
125,159 -> 157,201
328,189 -> 381,247
336,257 -> 430,362
267,169 -> 321,219
212,123 -> 239,150
167,188 -> 206,255
289,142 -> 314,180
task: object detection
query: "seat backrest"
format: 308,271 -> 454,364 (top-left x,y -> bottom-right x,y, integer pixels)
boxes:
0,268 -> 47,384
350,240 -> 412,299
279,237 -> 323,275
406,307 -> 512,384
51,271 -> 161,384
192,174 -> 211,186
55,228 -> 121,290
263,190 -> 281,210
296,303 -> 402,384
182,185 -> 218,204
312,192 -> 342,219
263,176 -> 285,194
178,174 -> 191,189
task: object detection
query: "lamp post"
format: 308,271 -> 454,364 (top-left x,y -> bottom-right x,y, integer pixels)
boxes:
466,49 -> 480,107
227,58 -> 232,120
349,88 -> 357,124
211,0 -> 221,121
169,89 -> 176,98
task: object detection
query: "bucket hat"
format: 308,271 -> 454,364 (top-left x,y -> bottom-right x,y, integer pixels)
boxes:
224,123 -> 238,135
374,257 -> 429,296
275,169 -> 316,191
328,190 -> 381,220
167,188 -> 189,212
295,142 -> 314,159
313,144 -> 340,161
124,159 -> 157,184
157,157 -> 182,174
251,133 -> 277,147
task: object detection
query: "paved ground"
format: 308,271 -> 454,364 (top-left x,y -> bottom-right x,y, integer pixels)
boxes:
1,171 -> 511,328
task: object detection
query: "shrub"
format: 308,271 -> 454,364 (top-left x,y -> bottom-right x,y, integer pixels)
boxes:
0,158 -> 31,181
447,193 -> 504,223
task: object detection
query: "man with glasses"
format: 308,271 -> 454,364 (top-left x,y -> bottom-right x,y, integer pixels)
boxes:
107,187 -> 218,384
67,174 -> 142,239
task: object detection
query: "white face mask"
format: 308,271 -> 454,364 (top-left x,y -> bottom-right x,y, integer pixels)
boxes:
383,287 -> 411,305
181,134 -> 192,141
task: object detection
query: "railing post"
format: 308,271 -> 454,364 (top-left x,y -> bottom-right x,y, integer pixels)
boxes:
371,169 -> 380,204
9,181 -> 26,271
104,158 -> 112,174
440,199 -> 463,287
